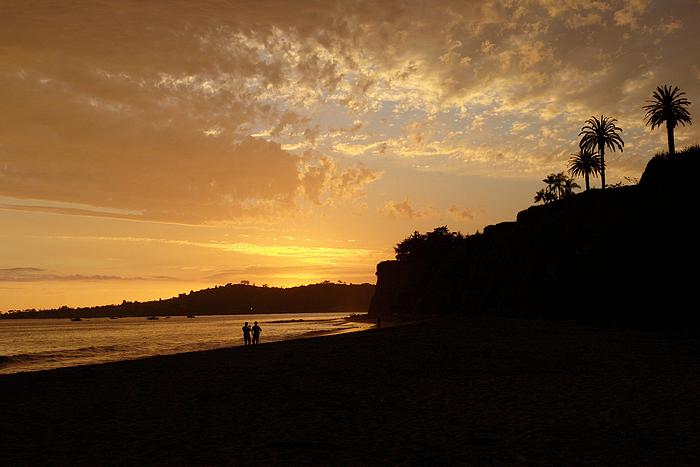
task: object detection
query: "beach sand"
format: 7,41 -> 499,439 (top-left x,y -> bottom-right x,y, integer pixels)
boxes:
1,316 -> 699,465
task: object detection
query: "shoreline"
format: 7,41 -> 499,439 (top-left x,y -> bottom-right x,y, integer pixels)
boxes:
0,320 -> 384,378
0,313 -> 379,376
0,309 -> 371,320
2,316 -> 699,464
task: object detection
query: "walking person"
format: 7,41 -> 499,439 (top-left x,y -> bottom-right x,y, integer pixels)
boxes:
251,321 -> 262,345
242,321 -> 252,346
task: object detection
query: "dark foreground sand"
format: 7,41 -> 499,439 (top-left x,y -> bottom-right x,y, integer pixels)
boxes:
1,316 -> 699,465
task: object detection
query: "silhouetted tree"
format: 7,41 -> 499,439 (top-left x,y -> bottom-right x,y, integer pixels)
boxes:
534,188 -> 556,204
534,173 -> 579,204
543,173 -> 564,199
561,177 -> 580,197
579,116 -> 624,190
643,85 -> 692,156
394,226 -> 464,261
568,148 -> 602,191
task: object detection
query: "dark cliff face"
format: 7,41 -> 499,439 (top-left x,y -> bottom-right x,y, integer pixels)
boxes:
369,147 -> 700,329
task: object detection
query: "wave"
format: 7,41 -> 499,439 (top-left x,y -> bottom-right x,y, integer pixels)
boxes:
264,318 -> 342,324
0,344 -> 129,366
298,326 -> 356,338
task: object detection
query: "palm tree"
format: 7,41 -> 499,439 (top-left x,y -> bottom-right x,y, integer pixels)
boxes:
568,148 -> 602,191
534,188 -> 556,204
534,189 -> 546,204
561,177 -> 580,198
579,115 -> 624,190
542,173 -> 561,198
643,85 -> 692,156
535,172 -> 579,204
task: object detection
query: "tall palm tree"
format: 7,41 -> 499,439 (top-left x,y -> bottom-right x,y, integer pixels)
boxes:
568,148 -> 602,191
579,115 -> 624,190
643,85 -> 692,156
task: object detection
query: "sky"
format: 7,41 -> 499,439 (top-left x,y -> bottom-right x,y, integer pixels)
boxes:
1,0 -> 699,311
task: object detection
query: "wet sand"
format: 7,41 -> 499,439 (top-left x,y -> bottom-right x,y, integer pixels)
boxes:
1,316 -> 699,465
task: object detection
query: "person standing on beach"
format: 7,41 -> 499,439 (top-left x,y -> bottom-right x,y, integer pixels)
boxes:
242,322 -> 252,346
252,321 -> 262,345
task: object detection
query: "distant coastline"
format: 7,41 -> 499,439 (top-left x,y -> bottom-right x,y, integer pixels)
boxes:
1,282 -> 375,320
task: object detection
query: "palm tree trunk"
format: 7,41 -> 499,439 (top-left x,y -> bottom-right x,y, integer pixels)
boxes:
600,147 -> 606,190
585,172 -> 590,191
667,122 -> 675,156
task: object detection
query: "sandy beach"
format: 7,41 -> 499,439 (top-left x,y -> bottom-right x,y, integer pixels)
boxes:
1,316 -> 699,465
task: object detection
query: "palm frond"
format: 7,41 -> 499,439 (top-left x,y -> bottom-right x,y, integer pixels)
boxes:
578,115 -> 624,153
568,149 -> 602,178
643,85 -> 692,130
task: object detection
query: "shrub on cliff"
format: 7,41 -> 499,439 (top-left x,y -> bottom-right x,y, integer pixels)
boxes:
394,226 -> 465,262
639,144 -> 700,192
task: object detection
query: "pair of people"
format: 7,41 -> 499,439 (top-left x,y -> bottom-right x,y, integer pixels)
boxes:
242,321 -> 262,345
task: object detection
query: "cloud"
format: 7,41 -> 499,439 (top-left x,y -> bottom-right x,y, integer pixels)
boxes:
270,111 -> 310,138
613,0 -> 649,28
0,0 -> 698,205
381,200 -> 425,219
48,235 -> 376,263
300,156 -> 381,204
0,201 -> 144,221
0,267 -> 176,282
447,205 -> 476,221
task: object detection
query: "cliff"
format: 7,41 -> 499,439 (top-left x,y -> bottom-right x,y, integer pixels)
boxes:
369,146 -> 700,330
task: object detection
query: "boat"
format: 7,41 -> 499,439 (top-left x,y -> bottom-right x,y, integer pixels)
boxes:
70,317 -> 82,322
146,316 -> 159,320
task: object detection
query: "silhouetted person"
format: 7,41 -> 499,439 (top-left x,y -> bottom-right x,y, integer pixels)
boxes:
242,321 -> 251,346
252,321 -> 262,345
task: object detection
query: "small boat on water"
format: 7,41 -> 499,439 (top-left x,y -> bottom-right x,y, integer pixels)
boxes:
146,316 -> 159,320
70,317 -> 82,322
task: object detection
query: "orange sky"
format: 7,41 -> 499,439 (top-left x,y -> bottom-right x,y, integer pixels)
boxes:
1,0 -> 699,310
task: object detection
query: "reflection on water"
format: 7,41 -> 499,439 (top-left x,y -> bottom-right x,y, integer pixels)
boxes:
0,313 -> 371,375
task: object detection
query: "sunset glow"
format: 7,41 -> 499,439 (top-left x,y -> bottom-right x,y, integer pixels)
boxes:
2,0 -> 699,310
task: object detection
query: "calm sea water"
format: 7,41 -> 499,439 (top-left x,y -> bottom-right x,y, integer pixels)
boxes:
0,313 -> 372,375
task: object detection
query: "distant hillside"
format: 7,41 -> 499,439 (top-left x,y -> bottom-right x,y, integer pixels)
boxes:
369,146 -> 700,331
1,282 -> 375,319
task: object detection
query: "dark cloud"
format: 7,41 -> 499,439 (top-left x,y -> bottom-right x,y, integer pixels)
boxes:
0,267 -> 177,282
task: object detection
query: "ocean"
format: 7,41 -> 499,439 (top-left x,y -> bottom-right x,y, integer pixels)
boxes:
0,313 -> 372,375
